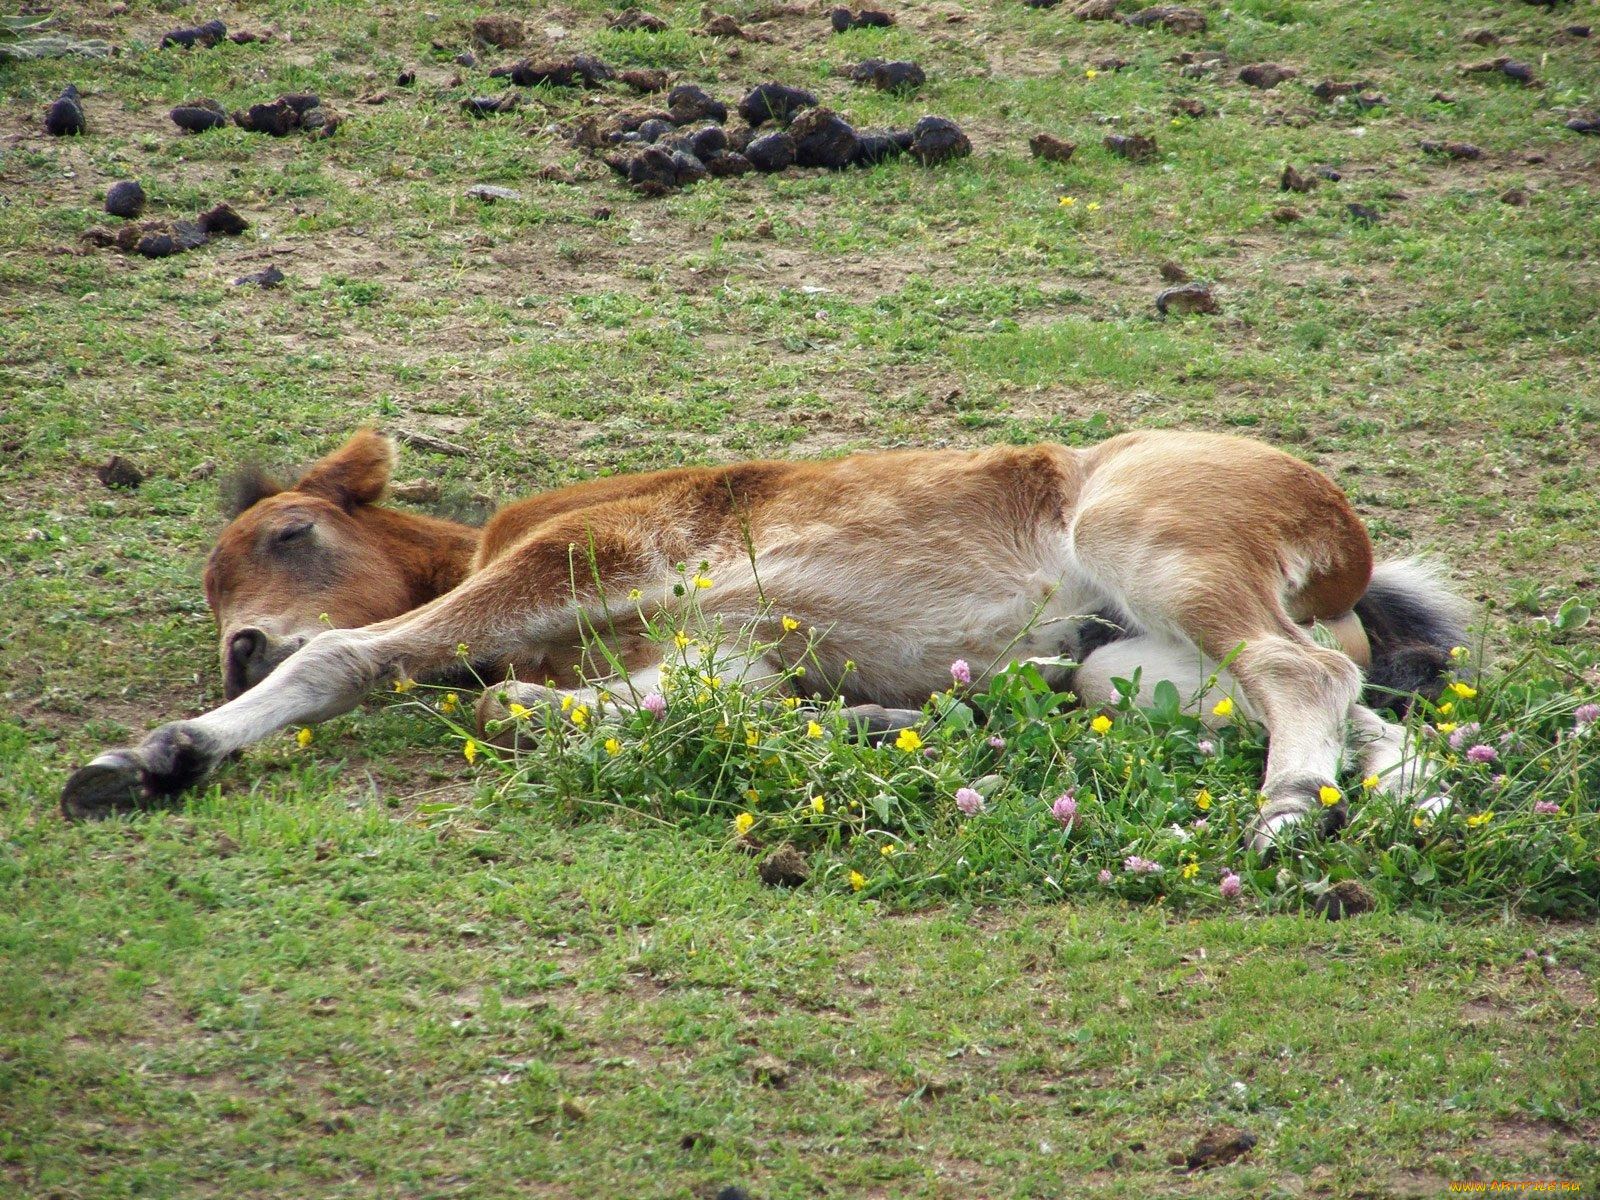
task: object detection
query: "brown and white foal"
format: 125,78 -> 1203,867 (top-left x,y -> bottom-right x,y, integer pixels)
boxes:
61,428 -> 1467,849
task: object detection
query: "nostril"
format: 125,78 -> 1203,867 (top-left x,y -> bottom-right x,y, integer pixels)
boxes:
228,628 -> 267,666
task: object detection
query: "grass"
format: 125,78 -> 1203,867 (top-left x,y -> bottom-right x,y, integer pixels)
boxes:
2,0 -> 1598,1194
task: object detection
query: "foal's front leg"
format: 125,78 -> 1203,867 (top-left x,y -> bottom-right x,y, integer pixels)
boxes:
61,527 -> 667,818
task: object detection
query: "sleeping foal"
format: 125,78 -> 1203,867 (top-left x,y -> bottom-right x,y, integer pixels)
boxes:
60,428 -> 1468,849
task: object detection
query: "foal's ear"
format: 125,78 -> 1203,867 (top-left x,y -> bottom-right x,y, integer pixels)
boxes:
222,465 -> 284,519
294,428 -> 396,510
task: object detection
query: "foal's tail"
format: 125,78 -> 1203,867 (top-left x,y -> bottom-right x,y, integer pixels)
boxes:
1353,557 -> 1472,714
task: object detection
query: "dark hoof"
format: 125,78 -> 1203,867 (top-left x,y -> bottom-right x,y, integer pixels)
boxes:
60,723 -> 217,820
61,753 -> 152,820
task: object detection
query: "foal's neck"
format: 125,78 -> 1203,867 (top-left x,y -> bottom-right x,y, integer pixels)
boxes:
366,505 -> 483,606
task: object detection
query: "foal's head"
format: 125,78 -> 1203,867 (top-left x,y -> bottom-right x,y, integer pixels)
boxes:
204,429 -> 480,698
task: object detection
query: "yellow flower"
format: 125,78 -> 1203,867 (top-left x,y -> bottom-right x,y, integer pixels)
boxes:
1085,68 -> 1098,79
1361,774 -> 1380,790
628,587 -> 642,602
734,811 -> 755,835
1466,811 -> 1494,828
806,720 -> 823,739
781,696 -> 800,709
1437,701 -> 1454,716
1449,646 -> 1469,661
691,574 -> 713,590
849,870 -> 866,892
570,704 -> 589,728
811,796 -> 826,814
1090,714 -> 1112,735
508,703 -> 531,720
1182,861 -> 1200,880
1086,201 -> 1101,212
440,692 -> 459,714
792,665 -> 806,677
1318,785 -> 1341,807
1437,722 -> 1457,735
1195,788 -> 1212,811
1413,813 -> 1428,829
674,632 -> 691,650
560,695 -> 574,712
392,677 -> 415,694
880,843 -> 896,857
1212,696 -> 1234,719
894,728 -> 923,753
1449,682 -> 1477,700
745,788 -> 760,804
1059,195 -> 1077,207
603,737 -> 621,756
456,642 -> 470,658
745,727 -> 759,747
295,727 -> 312,748
1170,117 -> 1182,126
463,739 -> 478,764
781,615 -> 799,632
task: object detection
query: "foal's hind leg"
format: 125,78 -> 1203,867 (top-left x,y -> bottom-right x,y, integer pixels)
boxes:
61,521 -> 671,818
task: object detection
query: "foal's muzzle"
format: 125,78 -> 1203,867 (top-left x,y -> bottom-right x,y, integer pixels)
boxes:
223,627 -> 303,699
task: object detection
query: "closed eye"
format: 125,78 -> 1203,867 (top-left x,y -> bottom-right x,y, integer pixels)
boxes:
274,521 -> 313,546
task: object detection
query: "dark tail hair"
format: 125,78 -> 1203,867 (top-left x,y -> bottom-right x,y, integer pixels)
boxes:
1353,557 -> 1472,714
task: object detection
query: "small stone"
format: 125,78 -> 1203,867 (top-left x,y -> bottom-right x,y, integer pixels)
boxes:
1564,24 -> 1591,38
1499,187 -> 1529,206
1171,97 -> 1207,118
171,98 -> 228,133
758,845 -> 811,888
1104,132 -> 1159,162
1271,206 -> 1302,222
472,14 -> 524,48
234,264 -> 286,287
1030,133 -> 1076,163
737,82 -> 817,127
1346,202 -> 1381,226
1312,879 -> 1375,920
396,70 -> 416,87
455,50 -> 478,67
465,184 -> 521,202
1462,27 -> 1498,46
1353,91 -> 1388,110
681,123 -> 729,160
45,85 -> 85,136
1314,164 -> 1341,181
1155,282 -> 1217,315
197,202 -> 249,236
637,117 -> 674,143
908,116 -> 970,165
1158,260 -> 1189,282
714,1189 -> 752,1200
744,131 -> 797,172
1565,117 -> 1600,135
1431,90 -> 1456,103
105,181 -> 146,220
1184,1126 -> 1257,1171
1500,60 -> 1537,84
96,455 -> 145,489
1238,63 -> 1298,89
559,1097 -> 590,1121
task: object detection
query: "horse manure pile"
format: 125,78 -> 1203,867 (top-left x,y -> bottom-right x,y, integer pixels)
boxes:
81,202 -> 249,260
598,80 -> 970,195
171,93 -> 343,139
